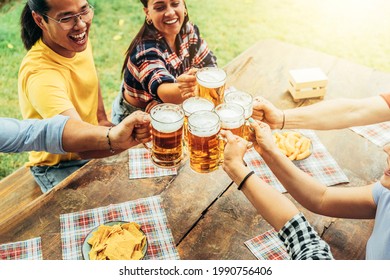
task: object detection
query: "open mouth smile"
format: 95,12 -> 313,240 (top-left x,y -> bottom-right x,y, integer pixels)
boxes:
69,32 -> 87,45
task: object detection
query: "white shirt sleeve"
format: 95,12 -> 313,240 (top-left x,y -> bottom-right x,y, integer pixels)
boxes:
0,116 -> 69,154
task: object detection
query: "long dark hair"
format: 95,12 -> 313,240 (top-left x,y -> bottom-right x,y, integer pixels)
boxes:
21,0 -> 50,50
121,0 -> 189,75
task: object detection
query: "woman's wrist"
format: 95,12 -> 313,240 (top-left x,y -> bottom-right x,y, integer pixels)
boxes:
224,162 -> 251,185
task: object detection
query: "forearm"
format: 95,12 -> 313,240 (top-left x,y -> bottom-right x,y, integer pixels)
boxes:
284,96 -> 390,129
261,148 -> 328,213
226,163 -> 299,231
62,120 -> 108,152
157,83 -> 185,104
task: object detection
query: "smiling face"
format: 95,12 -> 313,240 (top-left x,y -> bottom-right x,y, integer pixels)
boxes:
144,0 -> 186,46
380,143 -> 390,189
33,0 -> 92,58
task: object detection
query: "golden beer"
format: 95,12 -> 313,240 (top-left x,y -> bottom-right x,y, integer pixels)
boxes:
149,104 -> 184,168
224,90 -> 253,140
182,97 -> 215,145
187,111 -> 221,173
196,67 -> 227,106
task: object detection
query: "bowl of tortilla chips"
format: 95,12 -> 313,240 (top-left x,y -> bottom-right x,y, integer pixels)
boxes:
81,221 -> 148,260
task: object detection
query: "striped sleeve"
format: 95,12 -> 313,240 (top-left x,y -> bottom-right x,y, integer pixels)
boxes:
278,213 -> 334,260
190,25 -> 217,67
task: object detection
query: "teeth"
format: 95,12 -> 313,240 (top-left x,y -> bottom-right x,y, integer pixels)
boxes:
165,19 -> 177,24
70,32 -> 86,39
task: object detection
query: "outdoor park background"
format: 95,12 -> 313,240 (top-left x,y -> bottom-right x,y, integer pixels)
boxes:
1,0 -> 390,179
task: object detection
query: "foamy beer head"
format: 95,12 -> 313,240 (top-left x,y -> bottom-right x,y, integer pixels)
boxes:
182,97 -> 215,117
187,111 -> 221,173
215,103 -> 245,137
224,90 -> 253,119
150,104 -> 184,168
196,67 -> 227,106
182,97 -> 215,145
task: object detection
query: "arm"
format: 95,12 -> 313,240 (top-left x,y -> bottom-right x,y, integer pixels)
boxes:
221,129 -> 299,230
249,119 -> 377,218
66,111 -> 151,158
252,95 -> 390,130
96,82 -> 113,127
158,68 -> 198,102
221,130 -> 333,260
0,116 -> 68,154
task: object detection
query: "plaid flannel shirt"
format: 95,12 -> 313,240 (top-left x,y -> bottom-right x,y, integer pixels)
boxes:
278,213 -> 334,260
123,22 -> 217,103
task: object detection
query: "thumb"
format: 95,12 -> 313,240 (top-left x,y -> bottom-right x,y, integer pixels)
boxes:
249,118 -> 262,134
187,68 -> 198,76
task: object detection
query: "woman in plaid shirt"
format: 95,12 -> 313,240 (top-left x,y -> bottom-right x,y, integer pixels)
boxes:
112,0 -> 217,124
221,126 -> 333,260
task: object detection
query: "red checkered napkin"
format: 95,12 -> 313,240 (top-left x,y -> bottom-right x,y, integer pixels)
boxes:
0,237 -> 43,260
244,129 -> 349,193
245,229 -> 290,260
60,195 -> 179,260
128,148 -> 177,179
350,121 -> 390,147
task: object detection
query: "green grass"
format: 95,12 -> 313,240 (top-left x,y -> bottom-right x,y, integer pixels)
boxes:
1,0 -> 390,179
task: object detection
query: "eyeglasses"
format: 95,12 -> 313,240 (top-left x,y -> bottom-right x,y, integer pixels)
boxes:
44,4 -> 94,30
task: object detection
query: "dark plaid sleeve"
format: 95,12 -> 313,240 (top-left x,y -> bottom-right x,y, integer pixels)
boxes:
278,213 -> 334,260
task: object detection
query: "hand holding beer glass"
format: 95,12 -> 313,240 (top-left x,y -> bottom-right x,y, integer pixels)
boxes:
145,104 -> 184,168
196,67 -> 227,106
224,90 -> 254,140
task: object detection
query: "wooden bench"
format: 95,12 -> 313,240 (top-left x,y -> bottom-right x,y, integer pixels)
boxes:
0,166 -> 41,224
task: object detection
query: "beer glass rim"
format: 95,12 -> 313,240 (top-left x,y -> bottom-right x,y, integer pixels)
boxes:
224,90 -> 253,106
215,103 -> 245,121
150,103 -> 184,124
182,97 -> 215,116
188,110 -> 220,129
196,67 -> 227,87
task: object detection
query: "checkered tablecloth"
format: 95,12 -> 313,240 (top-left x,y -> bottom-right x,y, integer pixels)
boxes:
244,129 -> 349,193
60,195 -> 179,260
350,121 -> 390,147
244,229 -> 289,260
0,237 -> 43,260
128,148 -> 177,179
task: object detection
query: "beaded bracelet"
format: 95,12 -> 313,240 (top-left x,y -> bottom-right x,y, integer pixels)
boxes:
106,126 -> 115,154
238,170 -> 255,191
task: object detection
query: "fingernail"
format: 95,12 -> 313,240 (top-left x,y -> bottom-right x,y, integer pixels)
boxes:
248,117 -> 255,123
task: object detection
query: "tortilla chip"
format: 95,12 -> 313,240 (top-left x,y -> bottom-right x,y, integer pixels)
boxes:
86,222 -> 147,260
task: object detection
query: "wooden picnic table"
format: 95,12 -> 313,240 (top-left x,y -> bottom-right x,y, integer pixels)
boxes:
1,39 -> 388,260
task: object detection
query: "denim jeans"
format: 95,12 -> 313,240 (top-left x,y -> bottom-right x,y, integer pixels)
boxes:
30,159 -> 89,193
111,85 -> 142,125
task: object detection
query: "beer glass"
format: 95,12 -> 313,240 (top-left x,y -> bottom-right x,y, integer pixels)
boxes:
187,111 -> 221,173
224,90 -> 253,140
182,97 -> 215,145
215,103 -> 245,138
196,67 -> 227,106
146,103 -> 184,168
215,103 -> 245,161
